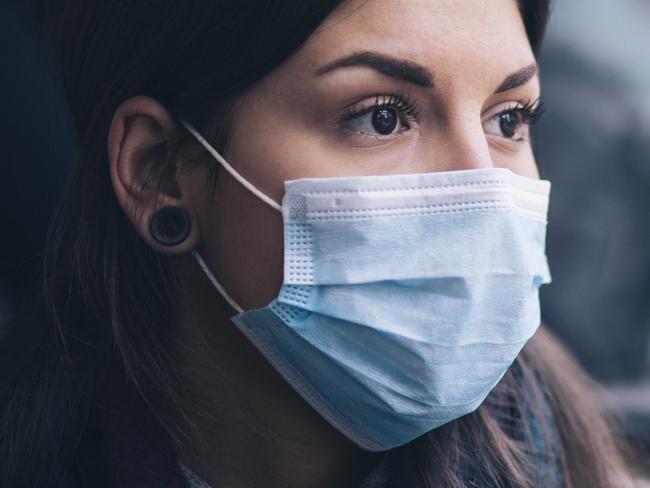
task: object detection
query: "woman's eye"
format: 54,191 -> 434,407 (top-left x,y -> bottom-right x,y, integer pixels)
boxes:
340,94 -> 419,139
345,107 -> 406,136
483,100 -> 544,143
483,110 -> 526,141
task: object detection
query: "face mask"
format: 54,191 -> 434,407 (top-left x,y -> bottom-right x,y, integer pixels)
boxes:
179,119 -> 552,452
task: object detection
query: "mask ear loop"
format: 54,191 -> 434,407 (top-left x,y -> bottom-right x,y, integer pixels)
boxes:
179,119 -> 281,315
191,249 -> 244,314
178,118 -> 282,213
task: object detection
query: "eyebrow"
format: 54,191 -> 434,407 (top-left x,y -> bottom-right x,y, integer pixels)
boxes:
315,51 -> 538,94
315,51 -> 434,88
494,63 -> 538,93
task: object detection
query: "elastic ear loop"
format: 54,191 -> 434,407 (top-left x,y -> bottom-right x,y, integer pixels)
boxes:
192,249 -> 244,314
178,118 -> 282,213
179,119 -> 282,315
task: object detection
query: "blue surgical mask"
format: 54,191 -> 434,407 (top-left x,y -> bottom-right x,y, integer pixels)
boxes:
180,119 -> 552,452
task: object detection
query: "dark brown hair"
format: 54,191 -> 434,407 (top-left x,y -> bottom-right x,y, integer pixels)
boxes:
0,1 -> 633,487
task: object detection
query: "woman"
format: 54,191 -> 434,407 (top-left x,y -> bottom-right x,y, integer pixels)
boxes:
0,1 -> 634,487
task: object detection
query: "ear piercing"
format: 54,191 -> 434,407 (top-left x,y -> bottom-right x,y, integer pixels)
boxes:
149,206 -> 191,246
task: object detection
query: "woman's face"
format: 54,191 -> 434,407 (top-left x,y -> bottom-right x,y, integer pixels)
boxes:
190,0 -> 541,310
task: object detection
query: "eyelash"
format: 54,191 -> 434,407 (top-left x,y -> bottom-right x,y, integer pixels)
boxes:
340,94 -> 546,140
494,97 -> 546,127
341,92 -> 419,127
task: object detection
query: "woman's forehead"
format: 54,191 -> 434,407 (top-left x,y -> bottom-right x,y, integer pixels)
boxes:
295,0 -> 535,91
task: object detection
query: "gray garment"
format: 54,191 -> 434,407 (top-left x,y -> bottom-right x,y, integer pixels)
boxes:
180,463 -> 213,488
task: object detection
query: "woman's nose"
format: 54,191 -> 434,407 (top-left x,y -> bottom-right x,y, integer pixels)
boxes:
419,114 -> 494,173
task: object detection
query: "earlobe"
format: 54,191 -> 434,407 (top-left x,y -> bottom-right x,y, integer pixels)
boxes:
108,96 -> 200,255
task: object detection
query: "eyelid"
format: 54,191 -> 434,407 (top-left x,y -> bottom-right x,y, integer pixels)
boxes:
342,92 -> 420,122
482,101 -> 520,121
481,97 -> 542,121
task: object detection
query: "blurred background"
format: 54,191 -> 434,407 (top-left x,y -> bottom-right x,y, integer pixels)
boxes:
1,0 -> 649,470
534,0 -> 650,460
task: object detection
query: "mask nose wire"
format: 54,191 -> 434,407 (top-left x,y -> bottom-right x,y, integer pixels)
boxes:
178,119 -> 283,213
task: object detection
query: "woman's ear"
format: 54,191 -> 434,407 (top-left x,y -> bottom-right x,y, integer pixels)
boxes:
108,95 -> 201,255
